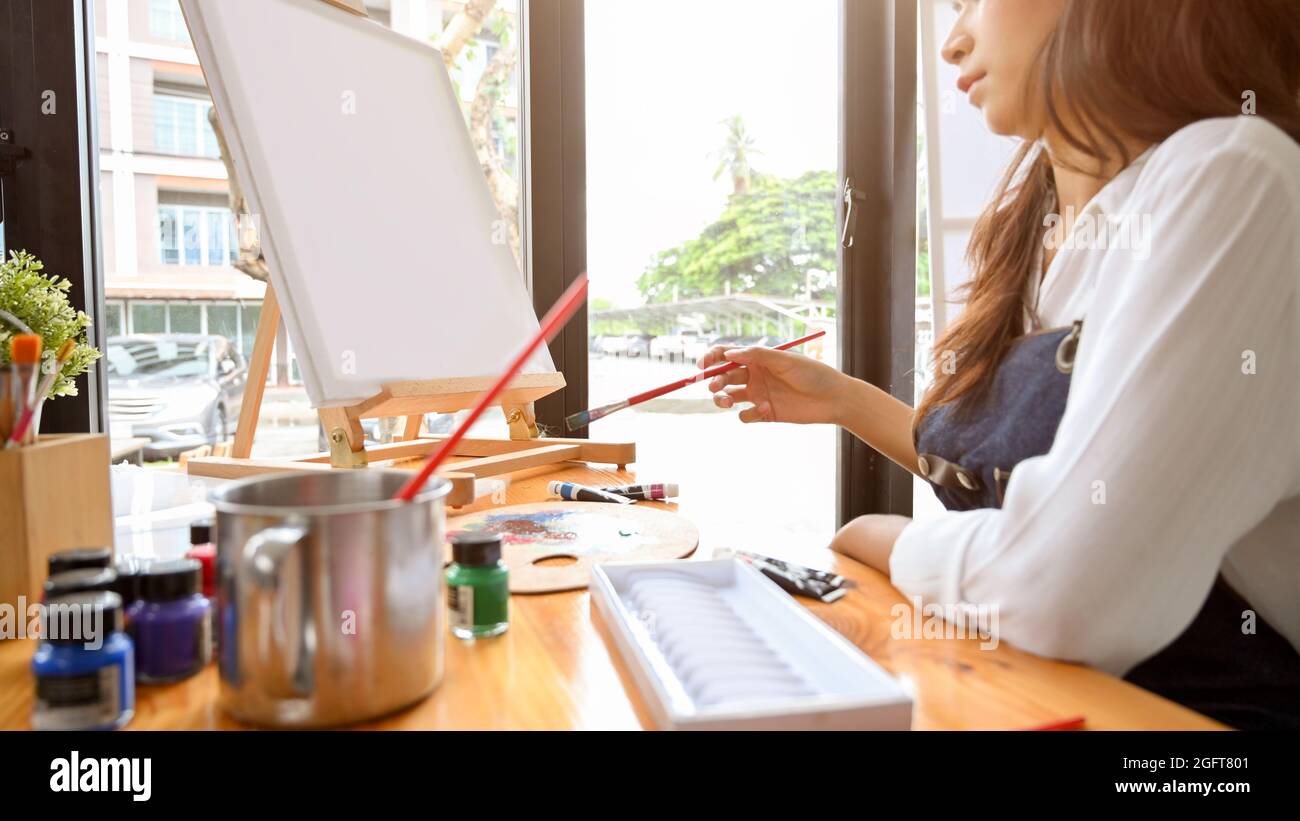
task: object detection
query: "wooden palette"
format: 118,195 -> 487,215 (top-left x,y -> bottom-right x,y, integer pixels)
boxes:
447,502 -> 698,594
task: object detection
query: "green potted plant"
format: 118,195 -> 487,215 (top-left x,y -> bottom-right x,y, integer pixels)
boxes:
0,249 -> 101,436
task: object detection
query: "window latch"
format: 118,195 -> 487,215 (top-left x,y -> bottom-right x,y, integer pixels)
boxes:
840,177 -> 866,248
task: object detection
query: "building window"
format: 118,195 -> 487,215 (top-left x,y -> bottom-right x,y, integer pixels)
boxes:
104,301 -> 125,338
153,94 -> 220,157
114,299 -> 265,355
149,0 -> 190,43
168,302 -> 202,333
158,204 -> 237,266
206,303 -> 239,348
239,303 -> 261,358
130,302 -> 168,334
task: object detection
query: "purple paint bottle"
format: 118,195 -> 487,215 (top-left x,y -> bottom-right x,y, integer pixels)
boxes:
126,558 -> 212,683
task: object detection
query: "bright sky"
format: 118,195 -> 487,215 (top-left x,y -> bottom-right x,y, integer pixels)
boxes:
584,0 -> 840,307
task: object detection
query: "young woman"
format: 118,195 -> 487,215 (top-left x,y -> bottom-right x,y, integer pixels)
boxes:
698,0 -> 1300,729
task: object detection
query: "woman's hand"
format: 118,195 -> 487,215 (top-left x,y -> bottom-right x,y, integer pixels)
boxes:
697,344 -> 848,425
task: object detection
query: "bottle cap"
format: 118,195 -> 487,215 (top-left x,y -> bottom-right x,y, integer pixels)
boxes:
42,591 -> 125,645
185,543 -> 216,598
450,531 -> 503,566
43,567 -> 119,599
190,519 -> 214,546
47,547 -> 113,576
113,556 -> 153,608
140,558 -> 203,602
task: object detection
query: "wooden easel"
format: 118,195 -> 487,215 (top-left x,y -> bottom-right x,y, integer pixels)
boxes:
183,283 -> 635,506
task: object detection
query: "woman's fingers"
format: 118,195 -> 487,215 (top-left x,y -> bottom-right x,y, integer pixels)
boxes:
713,384 -> 754,409
697,346 -> 734,369
707,367 -> 748,393
738,401 -> 772,423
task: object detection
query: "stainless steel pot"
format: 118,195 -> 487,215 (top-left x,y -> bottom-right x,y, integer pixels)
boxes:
210,469 -> 449,727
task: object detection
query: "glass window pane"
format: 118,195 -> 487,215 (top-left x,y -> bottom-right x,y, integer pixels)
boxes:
130,303 -> 166,334
182,209 -> 201,265
158,207 -> 178,264
207,304 -> 238,348
239,304 -> 261,356
168,302 -> 202,333
176,100 -> 198,154
584,0 -> 839,553
436,1 -> 524,271
207,211 -> 227,265
153,97 -> 176,153
104,303 -> 124,338
149,0 -> 188,42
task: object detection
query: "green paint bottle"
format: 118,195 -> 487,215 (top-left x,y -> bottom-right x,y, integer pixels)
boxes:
446,532 -> 510,639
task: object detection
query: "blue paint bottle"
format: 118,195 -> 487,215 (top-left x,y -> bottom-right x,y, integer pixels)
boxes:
32,591 -> 135,731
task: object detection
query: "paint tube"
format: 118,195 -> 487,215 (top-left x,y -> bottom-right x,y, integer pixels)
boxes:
718,549 -> 853,603
548,480 -> 635,505
599,483 -> 679,501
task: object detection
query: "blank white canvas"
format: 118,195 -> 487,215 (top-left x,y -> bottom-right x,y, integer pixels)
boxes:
181,0 -> 554,407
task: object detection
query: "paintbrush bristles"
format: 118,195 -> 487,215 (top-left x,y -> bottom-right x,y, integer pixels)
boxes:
565,399 -> 628,431
9,334 -> 42,364
565,409 -> 592,431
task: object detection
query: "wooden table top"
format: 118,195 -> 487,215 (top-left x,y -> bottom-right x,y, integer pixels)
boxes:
0,460 -> 1223,730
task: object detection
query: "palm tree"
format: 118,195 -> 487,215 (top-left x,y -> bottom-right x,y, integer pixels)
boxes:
711,115 -> 762,195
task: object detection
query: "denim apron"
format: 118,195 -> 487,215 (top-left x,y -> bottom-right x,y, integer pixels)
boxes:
915,321 -> 1300,729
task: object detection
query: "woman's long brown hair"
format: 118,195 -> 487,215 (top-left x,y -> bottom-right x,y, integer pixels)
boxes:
914,0 -> 1300,439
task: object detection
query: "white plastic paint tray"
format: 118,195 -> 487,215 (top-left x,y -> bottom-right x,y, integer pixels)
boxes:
591,558 -> 913,730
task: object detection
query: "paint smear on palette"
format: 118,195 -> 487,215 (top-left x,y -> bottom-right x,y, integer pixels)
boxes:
450,510 -> 645,551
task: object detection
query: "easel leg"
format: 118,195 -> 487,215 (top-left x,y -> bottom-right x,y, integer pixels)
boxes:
319,407 -> 368,468
503,401 -> 539,440
232,285 -> 281,459
400,414 -> 423,441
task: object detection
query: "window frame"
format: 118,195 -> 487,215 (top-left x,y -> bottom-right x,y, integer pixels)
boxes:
524,0 -> 587,433
836,0 -> 918,521
157,202 -> 236,266
152,92 -> 220,157
0,0 -> 106,433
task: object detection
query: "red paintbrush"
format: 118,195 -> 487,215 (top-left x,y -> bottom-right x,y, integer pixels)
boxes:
565,329 -> 826,430
393,272 -> 589,502
1022,716 -> 1087,731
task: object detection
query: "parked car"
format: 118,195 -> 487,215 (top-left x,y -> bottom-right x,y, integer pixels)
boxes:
623,334 -> 653,359
683,334 -> 720,364
599,335 -> 630,356
106,334 -> 246,459
650,330 -> 701,361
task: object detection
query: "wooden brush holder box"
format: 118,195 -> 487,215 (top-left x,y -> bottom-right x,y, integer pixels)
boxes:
0,434 -> 114,623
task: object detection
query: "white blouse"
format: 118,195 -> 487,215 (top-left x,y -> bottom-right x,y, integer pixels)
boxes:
891,116 -> 1300,677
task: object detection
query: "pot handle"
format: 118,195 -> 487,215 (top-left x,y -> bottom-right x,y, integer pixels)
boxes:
243,520 -> 314,699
